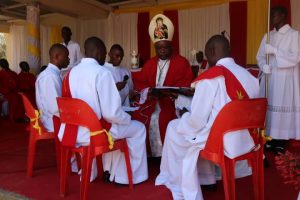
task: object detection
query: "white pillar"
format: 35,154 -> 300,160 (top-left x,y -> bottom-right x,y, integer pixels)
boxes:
26,3 -> 40,74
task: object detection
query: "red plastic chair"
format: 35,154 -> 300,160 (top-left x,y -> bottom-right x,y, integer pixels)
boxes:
200,98 -> 267,200
57,97 -> 133,200
19,92 -> 60,177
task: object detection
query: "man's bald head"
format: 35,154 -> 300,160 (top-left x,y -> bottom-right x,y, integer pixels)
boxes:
49,43 -> 69,69
84,37 -> 107,65
205,35 -> 230,67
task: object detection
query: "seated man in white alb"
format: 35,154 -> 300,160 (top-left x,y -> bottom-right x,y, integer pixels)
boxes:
102,44 -> 135,180
36,44 -> 69,132
103,44 -> 133,106
156,35 -> 259,200
58,37 -> 148,184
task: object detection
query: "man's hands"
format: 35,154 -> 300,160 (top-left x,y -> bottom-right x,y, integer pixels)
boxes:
116,81 -> 127,91
262,64 -> 272,74
265,44 -> 277,55
179,107 -> 189,117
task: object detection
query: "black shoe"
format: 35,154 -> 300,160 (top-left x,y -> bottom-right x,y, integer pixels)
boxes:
201,184 -> 217,191
103,171 -> 111,183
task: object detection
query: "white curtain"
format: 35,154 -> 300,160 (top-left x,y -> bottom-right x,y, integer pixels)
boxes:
63,13 -> 138,68
291,0 -> 300,32
6,13 -> 138,71
7,25 -> 27,73
178,3 -> 230,62
78,18 -> 108,51
40,25 -> 52,66
109,13 -> 138,68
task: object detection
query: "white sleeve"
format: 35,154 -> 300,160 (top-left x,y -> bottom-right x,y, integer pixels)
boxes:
275,31 -> 300,68
256,34 -> 267,70
96,71 -> 131,125
176,79 -> 217,135
40,75 -> 61,117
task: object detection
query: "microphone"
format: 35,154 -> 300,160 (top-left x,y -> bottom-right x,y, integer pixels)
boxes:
123,75 -> 129,82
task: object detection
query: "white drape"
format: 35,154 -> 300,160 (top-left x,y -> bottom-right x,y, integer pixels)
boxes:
7,25 -> 27,73
7,12 -> 137,71
77,18 -> 108,50
291,0 -> 300,32
178,3 -> 230,62
40,26 -> 52,67
109,13 -> 138,68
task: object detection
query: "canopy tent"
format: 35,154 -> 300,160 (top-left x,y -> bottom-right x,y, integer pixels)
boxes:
0,0 -> 299,73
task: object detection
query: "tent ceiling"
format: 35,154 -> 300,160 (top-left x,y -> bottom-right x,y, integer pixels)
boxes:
0,0 -> 194,22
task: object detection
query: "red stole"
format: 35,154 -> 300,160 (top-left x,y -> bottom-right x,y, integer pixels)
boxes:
192,65 -> 249,100
61,72 -> 112,147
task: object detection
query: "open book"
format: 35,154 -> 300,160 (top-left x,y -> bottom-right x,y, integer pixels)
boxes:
153,86 -> 194,97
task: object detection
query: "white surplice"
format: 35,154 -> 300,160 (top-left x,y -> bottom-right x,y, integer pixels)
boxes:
35,63 -> 61,132
102,62 -> 134,174
58,58 -> 148,184
257,24 -> 300,139
103,62 -> 133,106
155,58 -> 259,200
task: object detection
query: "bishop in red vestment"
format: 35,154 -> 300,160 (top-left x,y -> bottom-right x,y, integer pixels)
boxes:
133,14 -> 193,156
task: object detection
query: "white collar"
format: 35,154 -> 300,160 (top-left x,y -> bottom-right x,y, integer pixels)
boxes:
62,40 -> 75,46
274,24 -> 290,34
48,63 -> 60,73
216,57 -> 235,69
81,58 -> 100,65
104,62 -> 115,68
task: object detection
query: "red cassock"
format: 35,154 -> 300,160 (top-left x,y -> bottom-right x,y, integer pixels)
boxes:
17,71 -> 36,107
0,70 -> 24,120
132,54 -> 193,152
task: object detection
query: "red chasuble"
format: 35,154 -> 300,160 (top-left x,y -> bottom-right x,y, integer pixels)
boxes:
60,72 -> 112,147
0,69 -> 24,120
17,71 -> 36,106
192,65 -> 249,100
132,54 -> 193,152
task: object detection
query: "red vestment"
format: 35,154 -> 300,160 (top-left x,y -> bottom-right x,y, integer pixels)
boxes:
17,71 -> 36,107
132,54 -> 193,152
192,65 -> 249,100
200,59 -> 208,69
0,69 -> 24,120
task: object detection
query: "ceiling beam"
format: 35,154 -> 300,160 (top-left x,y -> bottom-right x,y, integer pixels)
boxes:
0,9 -> 26,19
109,0 -> 147,7
81,0 -> 113,12
39,3 -> 78,18
1,3 -> 26,10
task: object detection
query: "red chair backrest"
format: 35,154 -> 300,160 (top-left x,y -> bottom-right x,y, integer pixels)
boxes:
19,92 -> 36,119
19,92 -> 46,134
202,98 -> 267,163
56,97 -> 109,147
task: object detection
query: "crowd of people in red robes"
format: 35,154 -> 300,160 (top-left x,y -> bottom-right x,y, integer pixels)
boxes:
0,58 -> 36,122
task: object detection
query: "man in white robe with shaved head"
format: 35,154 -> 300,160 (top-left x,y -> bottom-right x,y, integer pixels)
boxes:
156,35 -> 259,200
